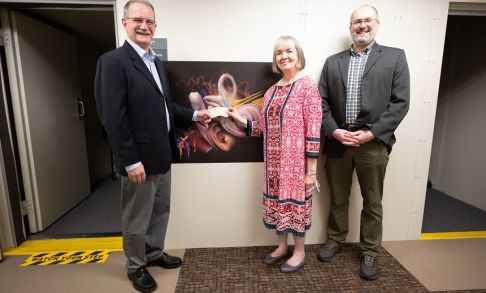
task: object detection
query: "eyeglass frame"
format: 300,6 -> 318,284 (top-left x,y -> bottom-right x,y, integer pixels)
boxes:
124,17 -> 157,27
351,17 -> 379,26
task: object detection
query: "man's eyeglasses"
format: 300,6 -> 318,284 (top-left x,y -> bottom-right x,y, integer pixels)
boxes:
125,17 -> 156,27
351,18 -> 378,26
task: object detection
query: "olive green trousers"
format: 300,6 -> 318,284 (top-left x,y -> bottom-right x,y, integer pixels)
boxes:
325,140 -> 389,256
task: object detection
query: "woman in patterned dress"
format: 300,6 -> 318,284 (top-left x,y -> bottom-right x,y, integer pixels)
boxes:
227,36 -> 322,273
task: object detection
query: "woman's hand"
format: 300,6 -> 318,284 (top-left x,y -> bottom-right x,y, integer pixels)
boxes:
305,174 -> 317,193
227,107 -> 248,127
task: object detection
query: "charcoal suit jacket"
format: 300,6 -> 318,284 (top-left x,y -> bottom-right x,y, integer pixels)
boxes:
94,41 -> 194,175
319,42 -> 410,158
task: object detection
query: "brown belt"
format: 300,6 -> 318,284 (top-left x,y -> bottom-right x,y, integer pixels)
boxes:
343,123 -> 368,132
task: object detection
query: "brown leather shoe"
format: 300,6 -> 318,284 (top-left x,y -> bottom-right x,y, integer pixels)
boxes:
127,267 -> 157,293
147,252 -> 182,269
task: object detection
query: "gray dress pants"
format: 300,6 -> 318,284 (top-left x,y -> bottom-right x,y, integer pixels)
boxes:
121,171 -> 171,273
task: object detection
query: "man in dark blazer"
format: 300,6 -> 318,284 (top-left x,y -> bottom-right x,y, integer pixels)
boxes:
317,5 -> 410,280
94,1 -> 210,292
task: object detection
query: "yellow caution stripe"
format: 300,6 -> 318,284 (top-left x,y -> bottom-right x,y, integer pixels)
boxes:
21,250 -> 112,266
4,237 -> 122,256
421,231 -> 486,240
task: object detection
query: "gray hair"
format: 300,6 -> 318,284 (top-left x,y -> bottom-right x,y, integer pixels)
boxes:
272,36 -> 306,74
350,4 -> 380,23
123,0 -> 155,18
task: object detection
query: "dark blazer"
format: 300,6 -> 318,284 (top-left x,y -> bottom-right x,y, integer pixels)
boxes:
319,42 -> 410,158
94,41 -> 194,175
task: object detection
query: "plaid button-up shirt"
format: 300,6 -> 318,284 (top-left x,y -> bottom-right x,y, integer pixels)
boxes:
345,45 -> 372,123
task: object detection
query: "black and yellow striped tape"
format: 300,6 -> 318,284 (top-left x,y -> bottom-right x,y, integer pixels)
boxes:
21,250 -> 111,266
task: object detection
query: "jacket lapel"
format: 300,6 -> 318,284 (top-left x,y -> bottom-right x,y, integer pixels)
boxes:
362,42 -> 382,78
154,58 -> 174,126
338,51 -> 350,88
123,41 -> 163,95
154,58 -> 168,100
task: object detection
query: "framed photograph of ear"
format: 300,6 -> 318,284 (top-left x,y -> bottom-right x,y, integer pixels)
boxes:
165,61 -> 279,163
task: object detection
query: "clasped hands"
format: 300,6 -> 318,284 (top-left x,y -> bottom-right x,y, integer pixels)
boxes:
332,129 -> 375,147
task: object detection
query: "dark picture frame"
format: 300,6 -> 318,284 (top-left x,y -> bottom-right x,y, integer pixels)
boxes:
165,61 -> 279,163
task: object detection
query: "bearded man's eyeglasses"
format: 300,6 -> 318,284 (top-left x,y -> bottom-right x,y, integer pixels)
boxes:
351,18 -> 378,26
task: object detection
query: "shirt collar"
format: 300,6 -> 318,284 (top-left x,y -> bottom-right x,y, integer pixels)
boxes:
350,41 -> 375,57
126,38 -> 157,61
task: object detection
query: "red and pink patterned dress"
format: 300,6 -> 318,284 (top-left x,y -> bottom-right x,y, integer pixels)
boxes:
248,75 -> 322,237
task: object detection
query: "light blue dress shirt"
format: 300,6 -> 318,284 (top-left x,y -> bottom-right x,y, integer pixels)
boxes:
124,39 -> 197,172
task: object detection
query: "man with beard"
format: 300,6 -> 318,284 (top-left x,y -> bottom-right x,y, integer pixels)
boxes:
317,5 -> 410,280
94,0 -> 210,292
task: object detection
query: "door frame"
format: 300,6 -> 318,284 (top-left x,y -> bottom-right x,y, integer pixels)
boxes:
430,2 -> 486,188
0,40 -> 26,247
0,0 -> 118,249
421,1 -> 486,238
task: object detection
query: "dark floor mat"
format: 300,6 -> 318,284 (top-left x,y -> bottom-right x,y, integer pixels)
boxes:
175,243 -> 428,293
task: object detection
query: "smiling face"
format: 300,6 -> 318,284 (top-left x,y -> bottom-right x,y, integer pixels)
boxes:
271,36 -> 305,74
122,2 -> 156,51
275,41 -> 298,74
349,6 -> 380,51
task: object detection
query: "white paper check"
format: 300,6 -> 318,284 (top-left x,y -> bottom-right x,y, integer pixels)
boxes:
209,107 -> 229,118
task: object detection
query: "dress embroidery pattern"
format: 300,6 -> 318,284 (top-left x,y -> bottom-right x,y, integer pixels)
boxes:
248,76 -> 322,237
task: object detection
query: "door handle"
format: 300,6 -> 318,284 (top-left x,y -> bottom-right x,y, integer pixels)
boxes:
77,98 -> 85,120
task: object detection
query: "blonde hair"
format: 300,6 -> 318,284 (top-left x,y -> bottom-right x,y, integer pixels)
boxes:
272,36 -> 306,74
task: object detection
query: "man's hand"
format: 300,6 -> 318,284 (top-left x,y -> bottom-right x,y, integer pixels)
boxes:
351,130 -> 376,144
196,109 -> 211,126
331,129 -> 360,147
128,164 -> 146,184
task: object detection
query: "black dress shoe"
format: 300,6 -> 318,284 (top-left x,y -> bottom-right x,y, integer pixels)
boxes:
147,252 -> 182,269
127,267 -> 157,293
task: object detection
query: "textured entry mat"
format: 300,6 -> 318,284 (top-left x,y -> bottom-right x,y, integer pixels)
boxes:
175,243 -> 428,293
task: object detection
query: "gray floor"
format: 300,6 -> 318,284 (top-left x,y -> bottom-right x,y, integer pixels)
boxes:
0,249 -> 184,293
422,188 -> 486,232
383,238 -> 486,292
31,176 -> 121,239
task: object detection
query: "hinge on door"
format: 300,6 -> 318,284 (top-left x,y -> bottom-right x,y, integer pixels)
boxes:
0,29 -> 10,47
20,200 -> 29,216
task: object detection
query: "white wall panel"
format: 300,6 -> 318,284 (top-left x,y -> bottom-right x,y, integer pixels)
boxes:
114,0 -> 452,248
